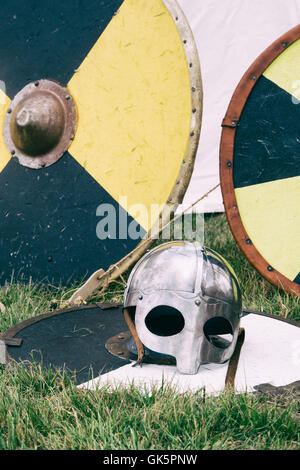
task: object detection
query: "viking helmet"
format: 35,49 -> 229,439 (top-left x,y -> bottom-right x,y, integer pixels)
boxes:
123,241 -> 242,374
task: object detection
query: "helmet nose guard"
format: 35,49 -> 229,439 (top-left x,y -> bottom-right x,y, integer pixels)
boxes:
123,241 -> 242,374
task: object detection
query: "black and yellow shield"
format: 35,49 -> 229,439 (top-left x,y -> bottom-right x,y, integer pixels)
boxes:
0,0 -> 202,284
220,25 -> 300,296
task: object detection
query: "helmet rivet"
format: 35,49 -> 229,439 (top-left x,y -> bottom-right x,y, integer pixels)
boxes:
195,299 -> 201,306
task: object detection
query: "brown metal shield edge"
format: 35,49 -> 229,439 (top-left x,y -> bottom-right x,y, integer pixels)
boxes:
219,24 -> 300,297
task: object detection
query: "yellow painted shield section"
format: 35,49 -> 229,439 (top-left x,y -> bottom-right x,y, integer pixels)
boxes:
263,38 -> 300,100
0,90 -> 11,173
68,0 -> 192,231
235,175 -> 300,281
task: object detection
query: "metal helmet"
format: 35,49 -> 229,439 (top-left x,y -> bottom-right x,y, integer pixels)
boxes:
123,241 -> 242,374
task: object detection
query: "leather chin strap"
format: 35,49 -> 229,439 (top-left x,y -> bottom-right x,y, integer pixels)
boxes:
123,308 -> 245,388
225,328 -> 245,389
123,308 -> 145,366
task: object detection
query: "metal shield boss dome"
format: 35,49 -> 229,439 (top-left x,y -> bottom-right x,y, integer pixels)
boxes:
10,91 -> 64,156
3,79 -> 77,169
123,241 -> 242,374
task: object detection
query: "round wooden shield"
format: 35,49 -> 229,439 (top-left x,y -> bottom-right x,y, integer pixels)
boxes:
0,304 -> 129,385
0,0 -> 202,285
220,25 -> 300,296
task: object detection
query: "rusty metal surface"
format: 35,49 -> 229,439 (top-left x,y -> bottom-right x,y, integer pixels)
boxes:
3,79 -> 77,169
254,381 -> 300,397
105,330 -> 176,365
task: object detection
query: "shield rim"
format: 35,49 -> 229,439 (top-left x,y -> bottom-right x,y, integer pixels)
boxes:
0,302 -> 122,365
219,24 -> 300,297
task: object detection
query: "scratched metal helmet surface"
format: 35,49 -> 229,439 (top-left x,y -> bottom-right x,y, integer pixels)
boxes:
123,241 -> 242,374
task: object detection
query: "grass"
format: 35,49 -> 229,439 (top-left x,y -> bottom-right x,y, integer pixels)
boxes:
0,363 -> 299,450
0,213 -> 299,450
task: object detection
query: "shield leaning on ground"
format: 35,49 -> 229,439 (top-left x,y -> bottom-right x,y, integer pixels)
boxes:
220,25 -> 300,297
1,304 -> 299,394
0,0 -> 202,285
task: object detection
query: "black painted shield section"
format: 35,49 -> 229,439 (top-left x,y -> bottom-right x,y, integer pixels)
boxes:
234,76 -> 300,189
6,305 -> 130,385
294,272 -> 300,286
0,0 -> 124,97
0,0 -> 147,286
0,153 -> 145,285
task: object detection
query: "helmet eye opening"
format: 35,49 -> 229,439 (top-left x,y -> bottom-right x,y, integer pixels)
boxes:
203,317 -> 233,349
145,306 -> 185,337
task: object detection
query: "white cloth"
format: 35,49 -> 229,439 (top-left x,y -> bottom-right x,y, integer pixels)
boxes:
177,0 -> 300,212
